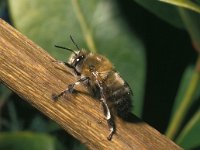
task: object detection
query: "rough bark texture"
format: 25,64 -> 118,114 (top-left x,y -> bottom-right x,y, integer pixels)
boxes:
0,19 -> 182,150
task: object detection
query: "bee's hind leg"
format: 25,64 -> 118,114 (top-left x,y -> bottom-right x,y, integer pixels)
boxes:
101,98 -> 116,140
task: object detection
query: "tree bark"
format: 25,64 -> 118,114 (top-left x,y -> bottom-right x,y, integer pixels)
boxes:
0,19 -> 182,150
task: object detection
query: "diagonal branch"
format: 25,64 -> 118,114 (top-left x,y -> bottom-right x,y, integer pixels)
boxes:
0,19 -> 182,150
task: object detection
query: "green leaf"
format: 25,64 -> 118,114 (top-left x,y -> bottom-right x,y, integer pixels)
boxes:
159,0 -> 200,14
29,115 -> 60,132
166,65 -> 200,139
0,132 -> 56,150
178,8 -> 200,52
134,0 -> 184,28
0,0 -> 6,18
73,142 -> 87,150
7,101 -> 23,131
134,0 -> 200,29
0,84 -> 12,102
8,0 -> 146,116
134,1 -> 200,51
169,66 -> 195,120
176,109 -> 200,149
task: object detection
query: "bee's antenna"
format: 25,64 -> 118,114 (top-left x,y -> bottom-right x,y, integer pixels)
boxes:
54,45 -> 77,55
70,35 -> 80,50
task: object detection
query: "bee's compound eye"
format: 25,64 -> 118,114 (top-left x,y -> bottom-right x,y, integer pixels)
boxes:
76,56 -> 82,62
75,55 -> 85,65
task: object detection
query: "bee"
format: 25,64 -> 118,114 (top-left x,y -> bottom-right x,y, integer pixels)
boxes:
52,36 -> 133,140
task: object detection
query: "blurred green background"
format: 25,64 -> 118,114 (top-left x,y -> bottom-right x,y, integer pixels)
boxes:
0,0 -> 200,149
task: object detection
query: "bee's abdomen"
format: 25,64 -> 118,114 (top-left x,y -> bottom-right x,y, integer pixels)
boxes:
110,85 -> 132,119
105,72 -> 133,119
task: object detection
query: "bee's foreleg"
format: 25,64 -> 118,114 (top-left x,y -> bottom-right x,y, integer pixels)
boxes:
52,60 -> 73,70
53,60 -> 81,76
52,77 -> 90,100
100,98 -> 115,140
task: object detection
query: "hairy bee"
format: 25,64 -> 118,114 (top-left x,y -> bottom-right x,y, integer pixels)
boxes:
53,36 -> 133,140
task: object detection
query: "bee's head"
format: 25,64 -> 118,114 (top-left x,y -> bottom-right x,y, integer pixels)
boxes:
68,50 -> 88,73
55,36 -> 88,75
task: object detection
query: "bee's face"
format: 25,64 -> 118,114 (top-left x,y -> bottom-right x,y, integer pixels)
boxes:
68,50 -> 88,75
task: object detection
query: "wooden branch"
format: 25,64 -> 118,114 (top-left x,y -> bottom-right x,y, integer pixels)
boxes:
0,19 -> 182,150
